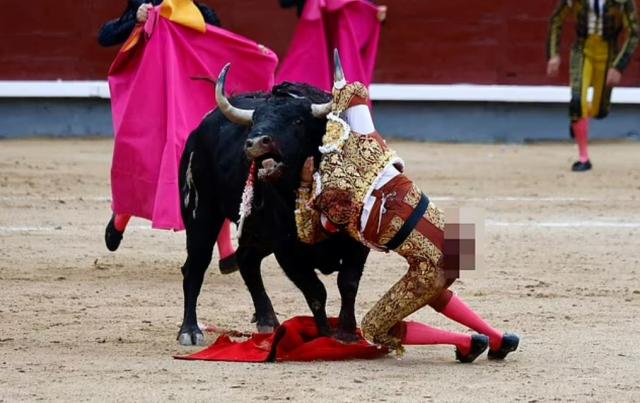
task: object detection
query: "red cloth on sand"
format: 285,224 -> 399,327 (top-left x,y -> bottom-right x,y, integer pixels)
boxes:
175,316 -> 388,362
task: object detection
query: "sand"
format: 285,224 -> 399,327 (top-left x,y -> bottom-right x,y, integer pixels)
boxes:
1,138 -> 639,402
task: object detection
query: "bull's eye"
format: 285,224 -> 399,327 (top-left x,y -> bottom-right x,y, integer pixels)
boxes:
294,118 -> 304,126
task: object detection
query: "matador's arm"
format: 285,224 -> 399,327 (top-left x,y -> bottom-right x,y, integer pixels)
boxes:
612,0 -> 640,72
547,0 -> 572,60
295,158 -> 327,244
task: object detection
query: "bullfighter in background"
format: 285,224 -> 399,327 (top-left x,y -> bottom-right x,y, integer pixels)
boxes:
98,0 -> 220,47
99,0 -> 278,274
547,0 -> 639,171
295,52 -> 519,362
277,0 -> 387,93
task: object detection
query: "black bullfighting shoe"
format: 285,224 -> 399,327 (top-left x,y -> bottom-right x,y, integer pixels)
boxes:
104,215 -> 124,252
218,252 -> 239,274
488,333 -> 520,360
571,160 -> 592,172
455,334 -> 489,363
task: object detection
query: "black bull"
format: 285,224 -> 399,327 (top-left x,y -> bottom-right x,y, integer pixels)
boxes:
176,80 -> 369,345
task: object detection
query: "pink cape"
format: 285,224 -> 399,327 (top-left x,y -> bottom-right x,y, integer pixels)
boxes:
276,0 -> 381,92
175,316 -> 389,362
108,9 -> 278,230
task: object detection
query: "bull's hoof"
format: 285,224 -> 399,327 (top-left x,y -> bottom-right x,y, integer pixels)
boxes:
177,326 -> 205,346
252,312 -> 280,334
104,215 -> 124,252
218,253 -> 239,275
256,325 -> 275,334
316,328 -> 333,339
334,330 -> 360,344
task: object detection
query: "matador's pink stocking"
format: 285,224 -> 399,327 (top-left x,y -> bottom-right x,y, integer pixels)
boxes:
572,118 -> 590,163
435,291 -> 504,351
114,214 -> 131,232
402,321 -> 472,355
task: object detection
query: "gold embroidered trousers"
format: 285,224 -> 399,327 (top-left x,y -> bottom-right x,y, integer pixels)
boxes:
359,175 -> 454,353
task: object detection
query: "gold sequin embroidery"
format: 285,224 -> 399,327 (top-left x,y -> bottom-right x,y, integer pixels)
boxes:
332,82 -> 369,113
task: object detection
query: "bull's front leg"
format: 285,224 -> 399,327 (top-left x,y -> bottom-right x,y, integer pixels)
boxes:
275,252 -> 332,337
335,261 -> 365,343
236,246 -> 280,333
334,242 -> 368,343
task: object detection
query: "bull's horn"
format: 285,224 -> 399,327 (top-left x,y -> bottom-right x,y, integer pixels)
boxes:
216,63 -> 254,126
311,100 -> 332,118
333,49 -> 346,89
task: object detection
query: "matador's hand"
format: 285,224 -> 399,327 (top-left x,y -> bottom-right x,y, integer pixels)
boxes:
547,56 -> 560,77
377,5 -> 387,22
606,68 -> 622,87
301,157 -> 314,186
136,3 -> 153,23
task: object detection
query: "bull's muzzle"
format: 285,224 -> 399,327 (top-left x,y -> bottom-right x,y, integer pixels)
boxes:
245,135 -> 274,159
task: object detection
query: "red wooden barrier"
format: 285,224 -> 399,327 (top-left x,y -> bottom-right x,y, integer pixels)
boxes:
1,0 -> 639,85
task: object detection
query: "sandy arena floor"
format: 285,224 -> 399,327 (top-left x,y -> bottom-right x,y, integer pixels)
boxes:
1,138 -> 639,402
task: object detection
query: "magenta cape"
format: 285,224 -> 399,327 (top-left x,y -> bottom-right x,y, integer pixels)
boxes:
108,9 -> 278,230
175,316 -> 388,362
276,0 -> 381,92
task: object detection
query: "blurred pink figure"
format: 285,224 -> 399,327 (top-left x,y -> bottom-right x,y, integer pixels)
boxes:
276,0 -> 382,92
105,6 -> 278,274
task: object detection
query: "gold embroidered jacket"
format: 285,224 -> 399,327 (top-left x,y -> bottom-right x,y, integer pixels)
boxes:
295,82 -> 402,245
547,0 -> 640,71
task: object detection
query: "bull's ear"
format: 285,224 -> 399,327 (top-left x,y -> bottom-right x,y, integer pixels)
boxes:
277,88 -> 307,100
275,85 -> 330,118
272,82 -> 304,99
285,91 -> 306,100
273,82 -> 332,103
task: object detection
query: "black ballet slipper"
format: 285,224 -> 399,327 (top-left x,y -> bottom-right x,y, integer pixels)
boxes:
571,160 -> 592,172
488,333 -> 520,360
455,334 -> 489,363
104,215 -> 124,252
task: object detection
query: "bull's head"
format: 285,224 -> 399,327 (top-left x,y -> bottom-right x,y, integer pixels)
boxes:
215,64 -> 332,185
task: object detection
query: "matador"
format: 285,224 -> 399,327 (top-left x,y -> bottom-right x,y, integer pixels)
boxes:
294,51 -> 520,362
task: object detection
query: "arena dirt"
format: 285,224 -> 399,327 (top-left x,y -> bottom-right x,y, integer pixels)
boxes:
1,138 -> 639,402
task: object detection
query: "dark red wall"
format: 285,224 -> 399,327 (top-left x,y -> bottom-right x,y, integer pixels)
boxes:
1,1 -> 640,85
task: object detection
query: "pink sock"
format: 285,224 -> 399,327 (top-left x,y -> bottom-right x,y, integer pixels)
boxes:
402,321 -> 472,355
572,118 -> 590,163
114,214 -> 131,232
216,219 -> 235,260
440,294 -> 503,351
